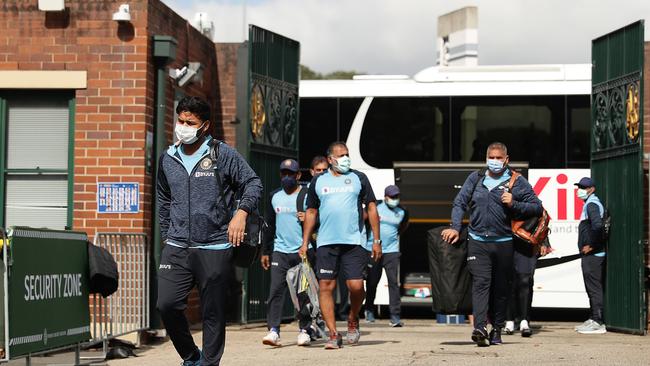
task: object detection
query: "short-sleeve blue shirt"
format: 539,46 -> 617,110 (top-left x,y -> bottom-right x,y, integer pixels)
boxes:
367,201 -> 407,253
269,187 -> 305,253
307,169 -> 376,247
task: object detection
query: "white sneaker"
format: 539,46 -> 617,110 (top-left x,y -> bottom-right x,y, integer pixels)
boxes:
575,319 -> 594,331
504,321 -> 515,335
297,330 -> 311,346
520,320 -> 532,337
262,330 -> 281,347
577,321 -> 607,334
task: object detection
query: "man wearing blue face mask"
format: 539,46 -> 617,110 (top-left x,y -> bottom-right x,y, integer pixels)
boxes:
157,96 -> 263,366
261,159 -> 316,347
299,141 -> 381,349
573,177 -> 607,335
365,185 -> 409,327
441,142 -> 542,347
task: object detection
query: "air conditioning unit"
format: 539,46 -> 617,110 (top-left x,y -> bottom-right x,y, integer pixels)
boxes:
38,0 -> 65,11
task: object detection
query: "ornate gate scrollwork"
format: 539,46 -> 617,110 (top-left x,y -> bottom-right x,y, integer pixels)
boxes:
283,93 -> 297,148
250,76 -> 298,149
592,74 -> 640,152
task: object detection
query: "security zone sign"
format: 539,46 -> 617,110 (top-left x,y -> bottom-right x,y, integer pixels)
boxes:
7,227 -> 90,357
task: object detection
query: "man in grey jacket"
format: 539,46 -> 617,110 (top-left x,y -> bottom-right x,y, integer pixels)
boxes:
156,96 -> 262,366
441,142 -> 542,347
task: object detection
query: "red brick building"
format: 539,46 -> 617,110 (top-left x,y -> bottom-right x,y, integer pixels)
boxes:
0,0 -> 242,323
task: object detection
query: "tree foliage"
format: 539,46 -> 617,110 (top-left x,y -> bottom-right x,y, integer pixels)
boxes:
300,64 -> 363,80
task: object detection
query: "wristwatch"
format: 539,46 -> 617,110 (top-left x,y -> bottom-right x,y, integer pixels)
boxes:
373,239 -> 382,245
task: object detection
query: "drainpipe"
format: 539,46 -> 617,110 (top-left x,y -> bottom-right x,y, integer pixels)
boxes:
151,35 -> 177,331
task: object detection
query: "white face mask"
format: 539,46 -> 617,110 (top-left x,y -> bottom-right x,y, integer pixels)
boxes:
385,197 -> 400,208
577,188 -> 589,200
175,122 -> 204,145
333,156 -> 351,174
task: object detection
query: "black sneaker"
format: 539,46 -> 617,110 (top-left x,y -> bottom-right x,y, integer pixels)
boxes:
471,327 -> 490,347
489,328 -> 503,345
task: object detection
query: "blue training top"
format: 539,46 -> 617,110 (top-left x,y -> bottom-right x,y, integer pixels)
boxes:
367,201 -> 408,253
307,169 -> 375,247
269,187 -> 306,253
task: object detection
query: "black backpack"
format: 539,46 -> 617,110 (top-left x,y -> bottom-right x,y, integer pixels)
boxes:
209,141 -> 268,267
602,208 -> 611,242
296,184 -> 319,250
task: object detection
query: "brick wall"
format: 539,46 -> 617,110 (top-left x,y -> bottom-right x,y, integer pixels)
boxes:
0,0 -> 152,238
215,43 -> 241,146
0,0 -> 242,326
0,0 -> 231,237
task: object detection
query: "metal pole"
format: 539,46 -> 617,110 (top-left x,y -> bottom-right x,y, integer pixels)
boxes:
2,228 -> 9,361
74,343 -> 80,366
150,65 -> 167,330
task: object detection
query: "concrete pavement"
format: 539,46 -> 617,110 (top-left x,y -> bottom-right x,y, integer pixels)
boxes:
112,319 -> 649,366
9,319 -> 650,365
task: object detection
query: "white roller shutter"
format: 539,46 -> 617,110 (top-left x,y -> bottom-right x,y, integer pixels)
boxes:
7,98 -> 69,169
5,177 -> 67,229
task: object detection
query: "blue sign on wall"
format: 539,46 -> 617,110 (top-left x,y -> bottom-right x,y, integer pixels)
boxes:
97,183 -> 139,213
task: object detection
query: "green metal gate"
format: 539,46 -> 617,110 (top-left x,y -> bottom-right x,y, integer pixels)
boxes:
236,25 -> 300,323
591,20 -> 645,334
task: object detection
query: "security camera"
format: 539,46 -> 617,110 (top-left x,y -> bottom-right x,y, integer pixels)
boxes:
112,4 -> 131,22
169,62 -> 203,87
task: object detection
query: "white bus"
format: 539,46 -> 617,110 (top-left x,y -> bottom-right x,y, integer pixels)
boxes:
299,64 -> 592,309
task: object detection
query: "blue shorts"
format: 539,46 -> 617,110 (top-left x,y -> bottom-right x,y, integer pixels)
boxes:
316,244 -> 369,280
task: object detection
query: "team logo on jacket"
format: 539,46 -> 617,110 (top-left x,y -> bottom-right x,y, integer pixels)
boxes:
200,158 -> 212,170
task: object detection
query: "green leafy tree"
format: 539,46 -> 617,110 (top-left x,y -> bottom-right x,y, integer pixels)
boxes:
300,64 -> 322,79
300,64 -> 363,80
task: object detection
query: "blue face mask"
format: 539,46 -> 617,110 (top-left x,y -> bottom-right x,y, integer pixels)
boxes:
486,159 -> 505,173
281,175 -> 298,191
577,188 -> 589,200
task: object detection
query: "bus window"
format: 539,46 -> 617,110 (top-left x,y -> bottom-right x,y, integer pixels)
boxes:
567,95 -> 590,168
360,97 -> 449,168
299,98 -> 338,168
299,97 -> 363,168
451,96 -> 565,168
339,98 -> 363,144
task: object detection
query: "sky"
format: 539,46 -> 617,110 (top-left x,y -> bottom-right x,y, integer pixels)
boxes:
162,0 -> 650,76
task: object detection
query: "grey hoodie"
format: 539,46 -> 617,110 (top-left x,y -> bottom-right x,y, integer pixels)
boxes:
157,138 -> 263,248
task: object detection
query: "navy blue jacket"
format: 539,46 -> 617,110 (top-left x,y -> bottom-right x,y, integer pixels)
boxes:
157,138 -> 263,248
577,196 -> 605,253
451,168 -> 542,238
